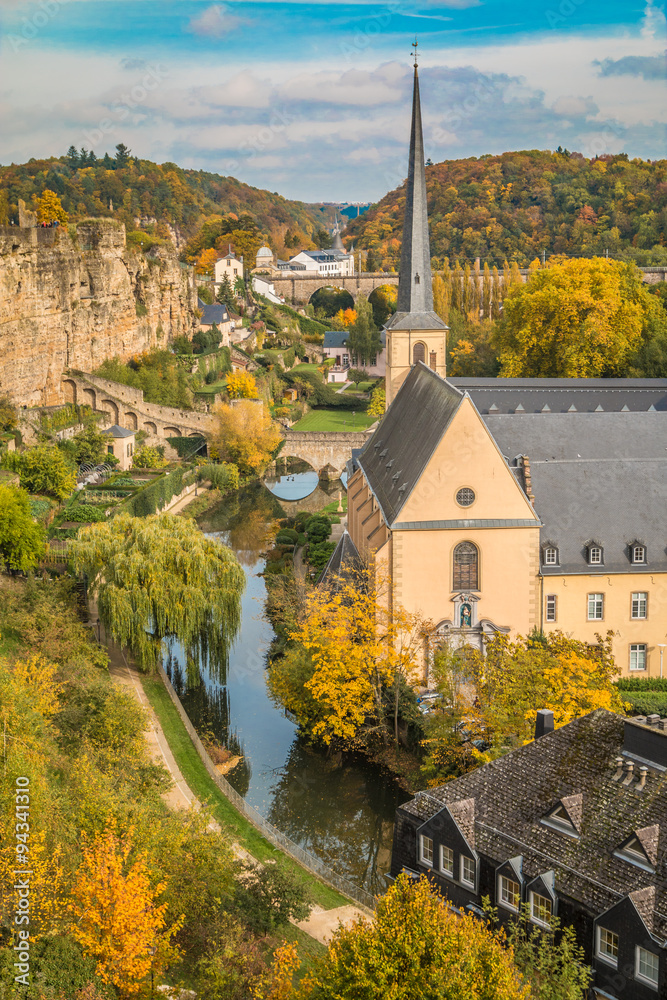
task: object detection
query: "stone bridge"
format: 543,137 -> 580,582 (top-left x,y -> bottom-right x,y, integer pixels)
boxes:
268,271 -> 398,306
62,372 -> 215,458
279,429 -> 372,479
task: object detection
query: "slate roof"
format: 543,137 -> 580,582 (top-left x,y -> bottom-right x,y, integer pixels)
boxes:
450,377 -> 667,413
199,303 -> 228,326
104,424 -> 134,438
385,310 -> 447,331
319,530 -> 362,588
323,330 -> 349,349
485,411 -> 667,461
399,710 -> 667,936
357,362 -> 463,526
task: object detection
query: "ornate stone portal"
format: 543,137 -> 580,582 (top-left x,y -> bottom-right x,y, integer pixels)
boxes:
431,592 -> 511,654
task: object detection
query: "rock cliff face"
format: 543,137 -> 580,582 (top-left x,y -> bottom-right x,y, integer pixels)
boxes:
0,219 -> 197,406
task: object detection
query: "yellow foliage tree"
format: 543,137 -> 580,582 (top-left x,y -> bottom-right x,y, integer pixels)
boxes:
367,386 -> 385,417
213,400 -> 281,475
333,308 -> 356,328
432,273 -> 450,324
195,247 -> 219,277
36,189 -> 68,224
69,824 -> 181,997
226,370 -> 258,399
252,941 -> 300,1000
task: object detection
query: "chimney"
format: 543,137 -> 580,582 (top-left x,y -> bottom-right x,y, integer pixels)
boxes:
622,761 -> 635,786
612,756 -> 624,781
535,709 -> 555,740
637,766 -> 648,791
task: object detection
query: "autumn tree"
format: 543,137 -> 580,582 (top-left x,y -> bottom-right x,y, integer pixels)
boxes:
347,295 -> 381,366
295,874 -> 528,1000
36,189 -> 68,224
0,484 -> 45,572
495,257 -> 667,377
367,386 -> 385,417
69,824 -> 181,997
213,400 -> 281,475
195,247 -> 219,277
226,370 -> 258,399
2,444 -> 76,500
69,514 -> 245,672
0,393 -> 17,432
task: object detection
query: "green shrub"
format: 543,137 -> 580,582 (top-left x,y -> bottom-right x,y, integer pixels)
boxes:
297,532 -> 306,547
307,540 -> 336,570
294,511 -> 309,532
132,445 -> 167,469
276,528 -> 299,545
616,678 -> 667,691
67,503 -> 107,523
305,514 -> 332,544
196,462 -> 239,493
622,692 -> 667,715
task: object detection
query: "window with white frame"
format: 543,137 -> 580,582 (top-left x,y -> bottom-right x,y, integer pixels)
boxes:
530,891 -> 552,927
630,644 -> 647,671
543,547 -> 558,566
588,545 -> 603,565
632,544 -> 646,564
440,845 -> 454,877
636,946 -> 659,989
545,595 -> 557,622
631,592 -> 648,619
460,855 -> 475,887
596,926 -> 619,967
498,875 -> 520,912
588,593 -> 604,620
419,835 -> 433,866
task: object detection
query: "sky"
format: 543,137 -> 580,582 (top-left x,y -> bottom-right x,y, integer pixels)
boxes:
0,0 -> 665,202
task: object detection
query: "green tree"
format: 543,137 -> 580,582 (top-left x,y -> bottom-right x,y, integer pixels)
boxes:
69,514 -> 245,672
0,485 -> 45,572
347,295 -> 381,367
295,874 -> 529,1000
216,273 -> 234,308
114,143 -> 131,168
2,444 -> 76,500
70,423 -> 109,466
0,394 -> 17,433
494,257 -> 666,377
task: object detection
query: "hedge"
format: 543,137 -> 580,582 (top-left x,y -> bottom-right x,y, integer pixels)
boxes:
622,692 -> 667,716
167,436 -> 207,458
116,465 -> 196,517
66,503 -> 107,523
616,678 -> 667,691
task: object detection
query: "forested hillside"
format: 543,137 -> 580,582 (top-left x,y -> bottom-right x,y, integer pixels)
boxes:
0,147 -> 335,246
345,150 -> 667,269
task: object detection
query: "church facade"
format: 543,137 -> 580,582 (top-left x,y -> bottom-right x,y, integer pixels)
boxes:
340,56 -> 667,679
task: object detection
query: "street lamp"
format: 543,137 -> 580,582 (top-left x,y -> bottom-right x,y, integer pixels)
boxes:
658,645 -> 666,680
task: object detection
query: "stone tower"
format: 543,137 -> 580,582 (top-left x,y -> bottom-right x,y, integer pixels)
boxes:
384,48 -> 448,407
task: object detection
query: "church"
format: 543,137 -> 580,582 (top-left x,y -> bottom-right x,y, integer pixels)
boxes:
335,52 -> 667,679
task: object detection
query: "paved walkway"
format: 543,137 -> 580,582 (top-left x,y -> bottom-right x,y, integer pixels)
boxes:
108,642 -> 369,942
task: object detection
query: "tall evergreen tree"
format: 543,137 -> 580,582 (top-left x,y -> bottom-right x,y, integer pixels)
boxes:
115,143 -> 131,168
66,145 -> 79,169
347,295 -> 381,367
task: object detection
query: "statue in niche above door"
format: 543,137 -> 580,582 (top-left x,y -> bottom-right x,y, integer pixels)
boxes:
460,603 -> 472,628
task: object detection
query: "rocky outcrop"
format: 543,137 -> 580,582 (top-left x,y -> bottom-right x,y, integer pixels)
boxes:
0,219 -> 198,406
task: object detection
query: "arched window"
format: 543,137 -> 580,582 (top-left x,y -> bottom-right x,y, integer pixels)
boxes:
413,342 -> 426,364
453,542 -> 479,591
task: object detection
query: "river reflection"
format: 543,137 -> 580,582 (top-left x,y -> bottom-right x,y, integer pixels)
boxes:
163,482 -> 408,895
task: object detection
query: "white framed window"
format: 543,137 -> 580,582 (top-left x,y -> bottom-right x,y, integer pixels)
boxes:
588,545 -> 603,565
596,926 -> 619,968
632,545 -> 646,564
440,845 -> 454,877
631,592 -> 647,619
588,593 -> 604,620
419,835 -> 433,867
545,595 -> 557,622
460,855 -> 475,888
544,547 -> 558,565
636,946 -> 659,989
630,644 -> 647,671
498,875 -> 520,912
530,891 -> 552,928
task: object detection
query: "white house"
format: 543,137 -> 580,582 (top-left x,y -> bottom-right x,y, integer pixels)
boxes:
252,274 -> 284,304
322,329 -> 387,382
288,249 -> 355,277
214,249 -> 243,286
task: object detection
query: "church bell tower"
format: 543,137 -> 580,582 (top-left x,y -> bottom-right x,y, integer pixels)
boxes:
384,42 -> 448,407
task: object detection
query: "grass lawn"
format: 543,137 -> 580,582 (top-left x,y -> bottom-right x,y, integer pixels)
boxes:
292,409 -> 376,432
139,673 -> 350,912
344,381 -> 374,393
195,381 -> 226,395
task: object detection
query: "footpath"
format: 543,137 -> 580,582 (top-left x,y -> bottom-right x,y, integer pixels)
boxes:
107,640 -> 368,945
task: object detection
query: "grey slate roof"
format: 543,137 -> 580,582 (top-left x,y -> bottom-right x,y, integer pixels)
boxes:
323,330 -> 349,349
357,362 -> 463,526
319,529 -> 361,588
104,424 -> 134,438
200,303 -> 228,326
451,377 -> 667,413
398,710 -> 667,935
485,411 -> 667,461
385,310 -> 447,331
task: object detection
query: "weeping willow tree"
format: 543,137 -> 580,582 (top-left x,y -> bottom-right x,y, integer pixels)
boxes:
70,514 -> 245,673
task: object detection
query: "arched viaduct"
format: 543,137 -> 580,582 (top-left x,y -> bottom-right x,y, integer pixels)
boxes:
279,429 -> 372,479
62,372 -> 215,456
268,271 -> 398,306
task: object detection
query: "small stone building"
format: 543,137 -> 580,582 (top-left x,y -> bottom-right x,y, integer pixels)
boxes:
103,425 -> 135,471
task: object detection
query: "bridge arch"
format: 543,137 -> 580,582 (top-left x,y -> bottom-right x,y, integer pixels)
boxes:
309,286 -> 355,315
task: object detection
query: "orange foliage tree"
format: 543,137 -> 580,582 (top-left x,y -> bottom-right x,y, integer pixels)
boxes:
69,824 -> 182,997
213,400 -> 281,475
195,247 -> 219,277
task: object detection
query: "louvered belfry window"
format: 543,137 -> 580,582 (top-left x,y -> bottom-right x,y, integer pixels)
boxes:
453,542 -> 479,591
413,342 -> 426,364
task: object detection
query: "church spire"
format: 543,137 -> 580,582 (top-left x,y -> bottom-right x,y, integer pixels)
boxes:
396,39 -> 434,314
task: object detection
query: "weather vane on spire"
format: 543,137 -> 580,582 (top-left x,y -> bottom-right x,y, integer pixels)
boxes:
411,38 -> 418,69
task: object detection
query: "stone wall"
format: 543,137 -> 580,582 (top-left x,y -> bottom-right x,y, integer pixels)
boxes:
0,219 -> 198,407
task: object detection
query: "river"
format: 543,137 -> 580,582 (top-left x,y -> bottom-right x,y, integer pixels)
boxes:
163,475 -> 408,896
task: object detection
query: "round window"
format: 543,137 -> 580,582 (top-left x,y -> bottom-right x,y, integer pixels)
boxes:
456,487 -> 475,508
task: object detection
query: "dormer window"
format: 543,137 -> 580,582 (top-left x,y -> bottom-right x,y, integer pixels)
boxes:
540,797 -> 582,838
587,545 -> 603,565
530,892 -> 552,928
631,544 -> 646,565
543,546 -> 558,566
613,833 -> 655,872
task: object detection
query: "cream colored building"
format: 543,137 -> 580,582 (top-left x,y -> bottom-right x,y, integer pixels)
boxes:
103,425 -> 135,471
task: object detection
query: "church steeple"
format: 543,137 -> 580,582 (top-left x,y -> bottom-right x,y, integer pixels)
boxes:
384,41 -> 447,407
396,40 -> 434,314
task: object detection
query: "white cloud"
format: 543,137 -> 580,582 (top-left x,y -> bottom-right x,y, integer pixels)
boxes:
187,4 -> 248,37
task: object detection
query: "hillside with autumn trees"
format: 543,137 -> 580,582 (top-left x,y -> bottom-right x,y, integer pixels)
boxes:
345,150 -> 667,269
0,146 -> 335,248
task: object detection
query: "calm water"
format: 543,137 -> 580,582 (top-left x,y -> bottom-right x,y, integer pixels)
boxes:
164,478 -> 407,895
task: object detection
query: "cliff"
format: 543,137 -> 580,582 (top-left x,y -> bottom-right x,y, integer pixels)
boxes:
0,219 -> 198,406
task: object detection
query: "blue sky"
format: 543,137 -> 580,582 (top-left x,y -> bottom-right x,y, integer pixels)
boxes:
1,0 -> 665,201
